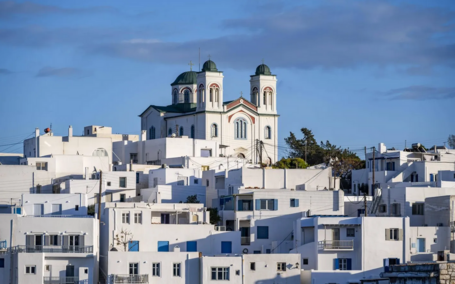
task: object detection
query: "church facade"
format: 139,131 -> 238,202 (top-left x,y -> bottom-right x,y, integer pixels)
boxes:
139,60 -> 279,164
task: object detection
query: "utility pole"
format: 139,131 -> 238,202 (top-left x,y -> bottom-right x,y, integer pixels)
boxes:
364,191 -> 367,217
305,139 -> 307,163
372,146 -> 375,197
97,171 -> 102,221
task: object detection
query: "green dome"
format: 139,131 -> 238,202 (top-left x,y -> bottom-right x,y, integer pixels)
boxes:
171,71 -> 197,86
202,60 -> 218,72
255,64 -> 272,75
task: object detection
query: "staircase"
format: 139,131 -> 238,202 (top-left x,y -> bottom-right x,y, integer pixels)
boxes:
389,162 -> 414,183
368,187 -> 382,215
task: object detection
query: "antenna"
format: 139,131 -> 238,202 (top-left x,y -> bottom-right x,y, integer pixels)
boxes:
199,47 -> 201,71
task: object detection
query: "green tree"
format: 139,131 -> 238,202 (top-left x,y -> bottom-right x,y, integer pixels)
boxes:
87,204 -> 95,216
273,158 -> 308,169
207,208 -> 221,225
185,195 -> 199,203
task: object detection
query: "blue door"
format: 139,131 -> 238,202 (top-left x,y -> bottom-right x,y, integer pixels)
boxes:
417,238 -> 425,253
221,241 -> 232,253
187,241 -> 197,252
158,241 -> 169,252
128,241 -> 139,252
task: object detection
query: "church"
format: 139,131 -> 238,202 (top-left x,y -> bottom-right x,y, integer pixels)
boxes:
139,60 -> 279,164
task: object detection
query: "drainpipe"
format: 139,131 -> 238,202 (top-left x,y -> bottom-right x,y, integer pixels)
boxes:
35,128 -> 39,157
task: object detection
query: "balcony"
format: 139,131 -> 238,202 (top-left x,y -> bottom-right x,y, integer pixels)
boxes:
113,274 -> 149,283
320,240 -> 354,251
241,236 -> 251,245
43,276 -> 79,284
13,245 -> 93,253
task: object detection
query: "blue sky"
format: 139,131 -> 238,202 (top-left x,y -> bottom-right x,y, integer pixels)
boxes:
0,0 -> 454,157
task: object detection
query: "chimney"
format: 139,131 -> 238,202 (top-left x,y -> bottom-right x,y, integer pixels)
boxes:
35,128 -> 39,137
378,143 -> 386,154
85,167 -> 89,180
68,125 -> 73,137
141,130 -> 146,141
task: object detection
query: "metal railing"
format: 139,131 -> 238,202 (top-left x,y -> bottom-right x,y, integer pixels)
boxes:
13,245 -> 93,253
215,226 -> 226,231
23,215 -> 93,218
320,240 -> 354,250
113,274 -> 149,283
241,236 -> 251,245
43,276 -> 79,284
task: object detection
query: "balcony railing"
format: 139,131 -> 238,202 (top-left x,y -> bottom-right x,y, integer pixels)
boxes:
13,245 -> 93,253
215,226 -> 226,231
241,236 -> 251,245
320,240 -> 354,250
43,276 -> 79,284
113,274 -> 149,283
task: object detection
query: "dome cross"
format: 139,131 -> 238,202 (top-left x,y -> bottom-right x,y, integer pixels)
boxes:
188,61 -> 194,71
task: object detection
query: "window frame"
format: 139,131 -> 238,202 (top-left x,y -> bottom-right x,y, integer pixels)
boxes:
129,263 -> 139,275
211,267 -> 229,280
277,262 -> 286,272
234,118 -> 248,140
264,126 -> 271,139
152,262 -> 161,277
25,265 -> 36,274
346,228 -> 355,237
412,203 -> 424,215
134,213 -> 142,224
122,213 -> 130,224
250,262 -> 255,271
211,124 -> 218,138
119,177 -> 127,188
173,263 -> 181,277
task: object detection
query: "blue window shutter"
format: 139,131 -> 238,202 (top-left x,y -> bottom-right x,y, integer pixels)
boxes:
221,241 -> 232,253
238,200 -> 243,211
187,241 -> 197,252
128,241 -> 139,252
255,199 -> 261,210
347,259 -> 352,270
158,241 -> 169,252
396,258 -> 400,265
334,259 -> 339,270
430,174 -> 434,182
273,199 -> 278,210
295,199 -> 299,207
290,199 -> 293,207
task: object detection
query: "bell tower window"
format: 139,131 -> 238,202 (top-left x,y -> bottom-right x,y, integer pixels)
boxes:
184,90 -> 190,103
173,89 -> 178,104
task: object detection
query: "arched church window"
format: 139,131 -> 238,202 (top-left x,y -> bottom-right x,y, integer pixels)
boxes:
264,126 -> 271,139
263,92 -> 267,105
184,89 -> 190,103
215,89 -> 219,102
179,126 -> 184,136
209,89 -> 213,102
191,125 -> 195,138
211,124 -> 218,137
234,118 -> 247,140
173,89 -> 178,104
168,128 -> 172,136
251,88 -> 258,105
149,126 -> 156,140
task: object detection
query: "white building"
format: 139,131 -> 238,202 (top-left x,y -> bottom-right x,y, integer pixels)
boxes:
0,194 -> 98,284
139,61 -> 279,164
83,125 -> 139,142
99,202 -> 241,281
218,189 -> 344,254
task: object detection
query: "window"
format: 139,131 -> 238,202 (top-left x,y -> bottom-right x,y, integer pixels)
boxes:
234,118 -> 247,139
119,177 -> 127,188
107,182 -> 111,186
378,204 -> 387,213
335,258 -> 351,270
173,263 -> 181,277
391,203 -> 401,216
134,213 -> 142,224
45,265 -> 51,271
128,241 -> 139,251
194,179 -> 199,184
49,235 -> 59,246
412,203 -> 424,215
256,199 -> 278,210
75,205 -> 79,211
191,125 -> 195,138
84,269 -> 88,274
257,226 -> 269,239
346,228 -> 355,237
430,174 -> 434,182
152,263 -> 160,277
253,250 -> 261,254
250,262 -> 255,270
149,126 -> 156,140
25,265 -> 36,274
211,124 -> 218,137
173,89 -> 178,104
303,258 -> 309,265
36,162 -> 47,170
136,173 -> 140,184
211,267 -> 229,280
290,198 -> 299,207
120,194 -> 126,202
168,128 -> 172,136
221,241 -> 232,253
386,162 -> 396,171
158,241 -> 169,252
264,126 -> 271,139
386,228 -> 402,241
184,90 -> 190,103
277,262 -> 286,272
179,126 -> 184,136
0,258 -> 4,268
129,263 -> 138,275
266,249 -> 271,254
187,241 -> 197,252
122,213 -> 130,224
